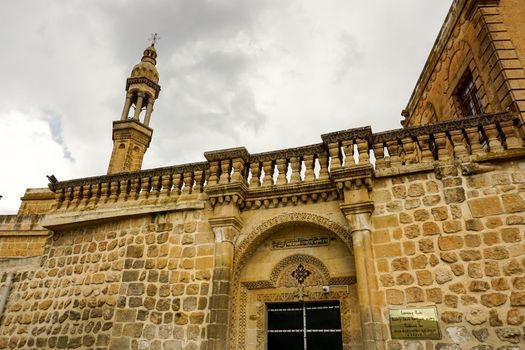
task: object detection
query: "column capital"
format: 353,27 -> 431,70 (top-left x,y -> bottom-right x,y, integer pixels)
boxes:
209,216 -> 243,243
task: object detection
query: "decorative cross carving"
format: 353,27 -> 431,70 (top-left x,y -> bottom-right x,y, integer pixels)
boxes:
291,264 -> 311,284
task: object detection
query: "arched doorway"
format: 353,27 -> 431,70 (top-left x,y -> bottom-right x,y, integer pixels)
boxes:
229,214 -> 362,349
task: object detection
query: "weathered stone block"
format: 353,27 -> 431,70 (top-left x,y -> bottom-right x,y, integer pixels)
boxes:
426,288 -> 442,303
418,239 -> 434,253
495,327 -> 521,344
386,289 -> 404,305
422,222 -> 440,236
380,274 -> 395,287
374,243 -> 402,257
484,246 -> 509,260
435,266 -> 453,284
468,280 -> 490,292
510,292 -> 525,306
442,220 -> 462,233
481,293 -> 508,307
472,328 -> 489,342
441,311 -> 463,323
405,287 -> 424,303
411,255 -> 428,269
501,227 -> 521,243
468,196 -> 503,218
404,225 -> 420,239
507,308 -> 524,325
440,252 -> 458,263
444,187 -> 465,204
460,249 -> 482,261
438,236 -> 463,251
416,270 -> 433,286
465,307 -> 487,325
491,277 -> 509,291
396,273 -> 414,285
502,193 -> 525,213
414,209 -> 430,221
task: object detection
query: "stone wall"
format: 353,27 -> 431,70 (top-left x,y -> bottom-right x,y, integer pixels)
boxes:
371,160 -> 525,348
403,0 -> 525,127
0,208 -> 215,350
0,215 -> 49,258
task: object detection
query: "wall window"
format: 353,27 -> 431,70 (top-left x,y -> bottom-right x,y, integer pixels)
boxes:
455,70 -> 485,117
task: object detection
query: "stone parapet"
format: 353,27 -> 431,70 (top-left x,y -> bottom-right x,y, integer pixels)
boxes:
47,111 -> 524,214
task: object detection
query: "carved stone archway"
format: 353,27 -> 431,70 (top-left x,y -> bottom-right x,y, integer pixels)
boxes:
229,213 -> 359,350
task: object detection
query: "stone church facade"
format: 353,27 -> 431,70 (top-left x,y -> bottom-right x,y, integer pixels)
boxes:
1,0 -> 524,349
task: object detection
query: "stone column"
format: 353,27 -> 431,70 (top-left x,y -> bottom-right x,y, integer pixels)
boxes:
342,203 -> 385,350
120,92 -> 132,120
207,213 -> 242,350
132,92 -> 145,121
143,99 -> 154,126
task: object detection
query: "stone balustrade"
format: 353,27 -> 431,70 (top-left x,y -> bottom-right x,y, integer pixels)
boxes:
49,112 -> 524,211
52,162 -> 209,210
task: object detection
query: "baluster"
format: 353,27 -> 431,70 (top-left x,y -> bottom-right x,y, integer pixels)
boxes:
356,138 -> 370,164
262,160 -> 274,186
303,154 -> 315,182
160,174 -> 172,197
99,182 -> 109,204
182,171 -> 194,194
289,157 -> 301,183
231,157 -> 245,182
499,120 -> 522,149
318,153 -> 329,180
386,140 -> 402,167
482,123 -> 504,152
64,186 -> 73,208
108,181 -> 119,202
129,178 -> 140,200
464,127 -> 483,155
219,160 -> 231,184
88,183 -> 100,206
249,162 -> 261,187
150,176 -> 161,198
416,134 -> 434,163
72,186 -> 82,207
327,142 -> 342,170
119,180 -> 129,201
342,140 -> 355,167
194,170 -> 204,193
449,130 -> 468,159
400,137 -> 416,164
139,177 -> 150,200
54,188 -> 65,210
172,173 -> 182,197
372,142 -> 385,169
275,158 -> 287,185
433,132 -> 450,161
79,185 -> 91,207
208,161 -> 220,186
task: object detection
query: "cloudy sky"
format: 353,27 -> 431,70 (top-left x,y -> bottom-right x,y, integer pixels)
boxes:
0,0 -> 452,213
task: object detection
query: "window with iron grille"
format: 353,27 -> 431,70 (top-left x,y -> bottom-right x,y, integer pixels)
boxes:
455,70 -> 485,117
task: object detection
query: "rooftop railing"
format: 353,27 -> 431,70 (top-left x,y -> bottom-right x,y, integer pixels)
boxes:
50,112 -> 523,210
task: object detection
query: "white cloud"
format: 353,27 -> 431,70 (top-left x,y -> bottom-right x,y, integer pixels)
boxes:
0,0 -> 452,212
0,110 -> 74,213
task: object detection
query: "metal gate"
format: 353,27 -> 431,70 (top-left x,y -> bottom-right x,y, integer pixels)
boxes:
267,301 -> 343,350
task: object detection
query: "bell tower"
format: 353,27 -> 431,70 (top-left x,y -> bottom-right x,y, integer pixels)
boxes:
107,42 -> 161,175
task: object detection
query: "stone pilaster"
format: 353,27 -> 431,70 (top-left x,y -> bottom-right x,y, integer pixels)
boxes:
207,211 -> 242,350
332,164 -> 386,350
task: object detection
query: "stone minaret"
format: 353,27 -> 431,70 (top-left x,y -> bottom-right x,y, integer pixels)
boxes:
107,44 -> 161,174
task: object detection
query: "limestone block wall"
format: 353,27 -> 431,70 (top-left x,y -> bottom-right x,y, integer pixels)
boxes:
0,208 -> 215,350
404,0 -> 525,127
0,215 -> 49,258
371,160 -> 525,348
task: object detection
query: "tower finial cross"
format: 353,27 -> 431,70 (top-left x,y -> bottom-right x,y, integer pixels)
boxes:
149,32 -> 160,46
